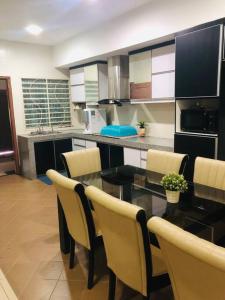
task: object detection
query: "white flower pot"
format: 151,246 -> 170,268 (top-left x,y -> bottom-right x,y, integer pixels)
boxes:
166,190 -> 180,203
138,128 -> 145,137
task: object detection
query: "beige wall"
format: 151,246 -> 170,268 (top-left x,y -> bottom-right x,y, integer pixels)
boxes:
0,40 -> 69,134
53,0 -> 225,67
104,103 -> 174,139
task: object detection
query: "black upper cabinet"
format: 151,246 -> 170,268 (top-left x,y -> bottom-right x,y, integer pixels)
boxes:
175,24 -> 223,98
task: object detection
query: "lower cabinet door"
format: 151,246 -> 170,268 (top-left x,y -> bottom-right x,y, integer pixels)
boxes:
54,139 -> 72,171
110,145 -> 124,168
34,141 -> 55,175
124,147 -> 141,168
174,133 -> 217,181
97,143 -> 124,170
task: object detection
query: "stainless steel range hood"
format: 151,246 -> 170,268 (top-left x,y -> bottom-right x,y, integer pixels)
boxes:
98,55 -> 129,106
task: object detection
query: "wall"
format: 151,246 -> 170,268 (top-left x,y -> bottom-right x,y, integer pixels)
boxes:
0,40 -> 70,134
104,103 -> 174,139
53,0 -> 225,68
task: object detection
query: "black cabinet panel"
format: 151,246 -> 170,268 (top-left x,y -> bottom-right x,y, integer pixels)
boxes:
54,139 -> 72,171
110,145 -> 124,168
175,24 -> 222,98
97,143 -> 110,170
34,141 -> 55,175
174,133 -> 217,181
97,143 -> 124,170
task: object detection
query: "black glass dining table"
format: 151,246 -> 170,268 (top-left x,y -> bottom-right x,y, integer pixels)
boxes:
58,165 -> 225,254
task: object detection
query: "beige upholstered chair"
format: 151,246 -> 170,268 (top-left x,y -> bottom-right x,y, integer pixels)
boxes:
61,147 -> 101,178
85,186 -> 169,300
194,156 -> 225,189
46,169 -> 101,289
146,149 -> 187,175
148,216 -> 225,300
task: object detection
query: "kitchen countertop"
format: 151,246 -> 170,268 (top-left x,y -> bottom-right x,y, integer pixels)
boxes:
18,129 -> 174,151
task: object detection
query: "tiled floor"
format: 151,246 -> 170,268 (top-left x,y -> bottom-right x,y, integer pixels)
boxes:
0,175 -> 174,300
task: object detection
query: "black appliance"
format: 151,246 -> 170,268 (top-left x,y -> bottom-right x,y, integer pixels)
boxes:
180,109 -> 218,134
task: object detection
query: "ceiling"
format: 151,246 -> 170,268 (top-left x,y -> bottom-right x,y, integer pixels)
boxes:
0,0 -> 152,45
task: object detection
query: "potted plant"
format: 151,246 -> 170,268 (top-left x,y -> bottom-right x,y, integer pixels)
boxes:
161,173 -> 188,203
137,121 -> 146,136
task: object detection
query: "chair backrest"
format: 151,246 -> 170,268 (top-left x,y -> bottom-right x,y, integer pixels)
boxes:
148,216 -> 225,300
47,169 -> 96,250
194,156 -> 225,190
61,147 -> 101,178
85,186 -> 152,297
146,149 -> 187,175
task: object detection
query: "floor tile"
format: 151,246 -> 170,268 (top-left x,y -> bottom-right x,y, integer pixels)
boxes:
0,175 -> 174,300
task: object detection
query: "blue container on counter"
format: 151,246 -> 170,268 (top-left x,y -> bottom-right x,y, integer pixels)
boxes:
100,125 -> 137,137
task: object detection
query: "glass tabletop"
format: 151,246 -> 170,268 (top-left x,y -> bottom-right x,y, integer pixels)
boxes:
73,165 -> 225,246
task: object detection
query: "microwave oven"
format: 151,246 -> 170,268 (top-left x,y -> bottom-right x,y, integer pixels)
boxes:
180,109 -> 218,134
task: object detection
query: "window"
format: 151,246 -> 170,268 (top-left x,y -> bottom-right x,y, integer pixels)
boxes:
22,78 -> 71,128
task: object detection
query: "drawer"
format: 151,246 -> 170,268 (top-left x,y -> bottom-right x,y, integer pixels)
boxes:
86,141 -> 97,149
72,144 -> 86,151
72,138 -> 86,147
140,150 -> 147,160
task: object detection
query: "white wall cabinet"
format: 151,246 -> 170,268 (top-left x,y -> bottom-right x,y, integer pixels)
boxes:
152,45 -> 175,73
70,68 -> 84,85
129,51 -> 151,84
152,72 -> 175,99
151,44 -> 175,99
124,147 -> 141,167
71,85 -> 85,103
70,64 -> 108,105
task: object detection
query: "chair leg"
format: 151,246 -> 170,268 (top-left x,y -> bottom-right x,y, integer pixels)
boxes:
69,236 -> 75,269
108,269 -> 116,300
87,249 -> 95,289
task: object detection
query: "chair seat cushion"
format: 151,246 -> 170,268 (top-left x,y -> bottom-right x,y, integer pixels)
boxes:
92,210 -> 102,237
151,245 -> 167,276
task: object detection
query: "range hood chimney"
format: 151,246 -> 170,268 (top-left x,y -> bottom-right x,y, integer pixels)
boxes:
98,55 -> 130,106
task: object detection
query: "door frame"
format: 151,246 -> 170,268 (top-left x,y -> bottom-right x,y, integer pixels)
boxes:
0,76 -> 20,173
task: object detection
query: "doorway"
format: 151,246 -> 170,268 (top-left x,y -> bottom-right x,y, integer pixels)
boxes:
0,77 -> 19,176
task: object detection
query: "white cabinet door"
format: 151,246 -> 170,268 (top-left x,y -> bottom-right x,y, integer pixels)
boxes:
152,72 -> 175,99
129,51 -> 151,83
70,68 -> 84,85
86,141 -> 97,148
71,85 -> 85,103
124,148 -> 141,168
140,159 -> 147,169
84,65 -> 98,81
140,150 -> 147,160
152,45 -> 175,73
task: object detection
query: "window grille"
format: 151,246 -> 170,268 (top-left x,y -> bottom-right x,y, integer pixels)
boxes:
22,78 -> 71,128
